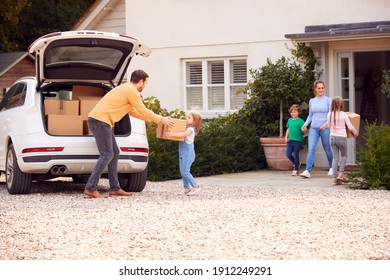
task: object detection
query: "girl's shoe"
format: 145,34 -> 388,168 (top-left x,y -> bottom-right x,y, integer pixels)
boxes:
291,170 -> 299,176
337,174 -> 349,183
184,188 -> 192,196
327,168 -> 333,176
332,178 -> 342,185
188,186 -> 202,195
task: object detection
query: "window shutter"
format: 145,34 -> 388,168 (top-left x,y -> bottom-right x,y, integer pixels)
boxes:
230,60 -> 247,109
186,62 -> 203,110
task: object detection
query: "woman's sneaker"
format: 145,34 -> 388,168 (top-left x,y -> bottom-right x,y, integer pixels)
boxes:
300,170 -> 311,178
291,170 -> 299,176
327,168 -> 333,176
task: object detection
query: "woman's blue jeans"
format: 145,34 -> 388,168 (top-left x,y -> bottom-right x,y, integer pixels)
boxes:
306,127 -> 333,172
85,117 -> 120,191
286,140 -> 302,170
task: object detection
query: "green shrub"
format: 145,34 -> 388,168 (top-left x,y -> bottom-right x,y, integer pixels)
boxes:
192,117 -> 264,177
143,97 -> 264,181
349,124 -> 390,190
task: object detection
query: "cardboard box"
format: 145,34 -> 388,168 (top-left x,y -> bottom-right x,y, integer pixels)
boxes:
83,120 -> 93,135
72,85 -> 105,100
47,115 -> 83,135
78,96 -> 102,120
346,112 -> 360,138
156,118 -> 187,141
44,100 -> 79,115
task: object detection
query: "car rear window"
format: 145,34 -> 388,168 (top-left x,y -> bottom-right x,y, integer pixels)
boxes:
46,46 -> 123,70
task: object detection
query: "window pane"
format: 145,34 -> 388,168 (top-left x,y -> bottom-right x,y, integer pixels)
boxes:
230,86 -> 246,110
208,86 -> 225,110
341,79 -> 350,99
186,87 -> 203,110
46,46 -> 122,70
231,60 -> 247,83
341,58 -> 349,78
208,61 -> 224,84
186,62 -> 202,85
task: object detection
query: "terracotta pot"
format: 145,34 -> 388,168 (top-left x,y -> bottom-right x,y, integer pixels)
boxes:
259,137 -> 292,170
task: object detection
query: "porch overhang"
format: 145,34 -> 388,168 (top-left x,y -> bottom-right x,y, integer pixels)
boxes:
285,21 -> 390,43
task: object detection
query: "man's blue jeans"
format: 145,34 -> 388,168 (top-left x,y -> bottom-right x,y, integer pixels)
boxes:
85,117 -> 120,191
306,127 -> 333,172
286,140 -> 302,170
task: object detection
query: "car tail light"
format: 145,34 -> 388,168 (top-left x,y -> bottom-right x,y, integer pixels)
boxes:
120,147 -> 149,153
22,147 -> 64,153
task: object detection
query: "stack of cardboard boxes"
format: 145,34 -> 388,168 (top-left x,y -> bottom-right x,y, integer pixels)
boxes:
45,85 -> 104,135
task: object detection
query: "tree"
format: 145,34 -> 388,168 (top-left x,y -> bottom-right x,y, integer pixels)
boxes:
0,0 -> 95,52
0,0 -> 29,52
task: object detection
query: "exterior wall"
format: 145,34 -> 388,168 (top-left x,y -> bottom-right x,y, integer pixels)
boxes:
125,0 -> 390,111
0,58 -> 35,94
93,0 -> 126,34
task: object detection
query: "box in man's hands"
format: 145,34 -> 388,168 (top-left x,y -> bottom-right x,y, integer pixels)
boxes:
156,118 -> 186,141
346,112 -> 360,138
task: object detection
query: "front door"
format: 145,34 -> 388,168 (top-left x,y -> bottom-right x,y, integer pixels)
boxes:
336,52 -> 356,164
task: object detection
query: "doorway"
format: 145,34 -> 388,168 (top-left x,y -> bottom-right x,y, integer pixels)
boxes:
354,51 -> 390,149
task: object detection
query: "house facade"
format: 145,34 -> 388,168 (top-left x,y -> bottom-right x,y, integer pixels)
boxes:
0,52 -> 35,100
74,0 -> 390,167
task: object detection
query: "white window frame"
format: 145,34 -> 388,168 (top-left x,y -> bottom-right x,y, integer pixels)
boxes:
183,57 -> 248,117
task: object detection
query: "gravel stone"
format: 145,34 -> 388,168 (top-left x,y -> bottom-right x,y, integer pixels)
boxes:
0,171 -> 389,260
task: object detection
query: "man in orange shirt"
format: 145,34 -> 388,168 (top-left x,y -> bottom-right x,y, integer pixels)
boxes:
84,69 -> 173,198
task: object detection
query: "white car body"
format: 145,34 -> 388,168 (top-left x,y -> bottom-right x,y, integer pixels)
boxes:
0,31 -> 152,194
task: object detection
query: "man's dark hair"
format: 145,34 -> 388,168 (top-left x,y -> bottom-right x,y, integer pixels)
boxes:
130,69 -> 149,83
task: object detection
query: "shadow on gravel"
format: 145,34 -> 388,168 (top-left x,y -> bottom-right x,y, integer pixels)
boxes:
0,174 -> 89,195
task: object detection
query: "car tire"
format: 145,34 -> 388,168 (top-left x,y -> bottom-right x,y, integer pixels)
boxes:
71,175 -> 89,184
6,144 -> 32,194
118,169 -> 147,192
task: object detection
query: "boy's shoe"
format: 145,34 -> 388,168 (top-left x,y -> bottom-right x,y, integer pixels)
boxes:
337,174 -> 349,183
291,170 -> 299,176
300,170 -> 311,178
332,178 -> 343,185
188,186 -> 202,195
327,168 -> 333,176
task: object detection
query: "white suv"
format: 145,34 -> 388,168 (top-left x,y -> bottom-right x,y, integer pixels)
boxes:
0,31 -> 151,194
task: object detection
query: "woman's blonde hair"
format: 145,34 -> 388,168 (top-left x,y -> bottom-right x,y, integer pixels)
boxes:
313,80 -> 325,96
329,96 -> 344,128
189,112 -> 202,135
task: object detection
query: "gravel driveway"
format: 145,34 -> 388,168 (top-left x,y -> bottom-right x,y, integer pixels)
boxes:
1,170 -> 389,260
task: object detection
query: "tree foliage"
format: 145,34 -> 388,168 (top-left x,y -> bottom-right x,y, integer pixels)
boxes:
0,0 -> 94,52
0,0 -> 30,51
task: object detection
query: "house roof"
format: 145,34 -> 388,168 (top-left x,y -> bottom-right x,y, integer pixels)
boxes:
285,21 -> 390,42
0,52 -> 34,77
71,0 -> 120,30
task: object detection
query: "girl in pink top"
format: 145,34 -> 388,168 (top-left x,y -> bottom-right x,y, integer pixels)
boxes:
321,97 -> 358,185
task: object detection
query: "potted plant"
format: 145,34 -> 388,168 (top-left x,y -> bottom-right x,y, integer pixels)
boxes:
241,47 -> 315,169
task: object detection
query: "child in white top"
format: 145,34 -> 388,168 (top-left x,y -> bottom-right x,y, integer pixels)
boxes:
321,96 -> 358,185
166,112 -> 202,195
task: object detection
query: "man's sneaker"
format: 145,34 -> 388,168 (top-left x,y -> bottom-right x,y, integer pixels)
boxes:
300,170 -> 311,178
327,168 -> 333,176
291,170 -> 299,176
